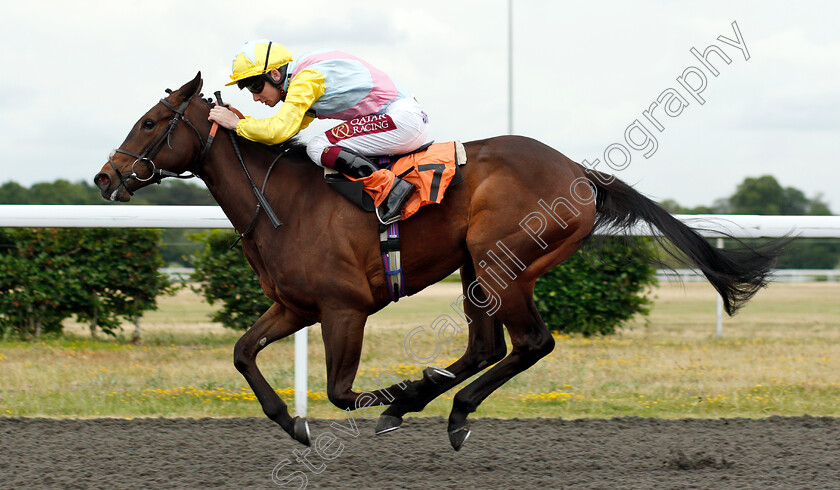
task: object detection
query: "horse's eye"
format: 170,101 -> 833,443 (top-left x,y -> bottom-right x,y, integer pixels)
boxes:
142,119 -> 155,130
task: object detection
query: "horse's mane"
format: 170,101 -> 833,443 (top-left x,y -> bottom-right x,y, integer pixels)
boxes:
271,138 -> 309,159
235,135 -> 311,167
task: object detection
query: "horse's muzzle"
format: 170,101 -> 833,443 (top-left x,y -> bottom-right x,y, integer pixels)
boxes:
94,168 -> 130,202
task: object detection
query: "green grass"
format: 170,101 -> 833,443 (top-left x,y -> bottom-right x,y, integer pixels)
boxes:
1,282 -> 839,420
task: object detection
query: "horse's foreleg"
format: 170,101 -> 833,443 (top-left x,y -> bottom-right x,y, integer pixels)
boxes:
376,260 -> 507,434
233,302 -> 312,446
319,308 -> 422,417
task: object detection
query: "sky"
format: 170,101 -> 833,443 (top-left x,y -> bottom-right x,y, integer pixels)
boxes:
1,0 -> 838,210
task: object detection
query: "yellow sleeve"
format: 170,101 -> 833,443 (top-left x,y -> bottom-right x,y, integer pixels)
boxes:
235,69 -> 325,145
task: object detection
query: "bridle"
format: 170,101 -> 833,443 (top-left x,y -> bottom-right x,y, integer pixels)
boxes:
106,83 -> 207,196
106,81 -> 283,233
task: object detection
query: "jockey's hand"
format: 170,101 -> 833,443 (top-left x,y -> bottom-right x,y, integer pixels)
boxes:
208,106 -> 240,130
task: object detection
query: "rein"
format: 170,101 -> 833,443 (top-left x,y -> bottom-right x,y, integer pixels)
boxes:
230,148 -> 289,248
213,91 -> 282,229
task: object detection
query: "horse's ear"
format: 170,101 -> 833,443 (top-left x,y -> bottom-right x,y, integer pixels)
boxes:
174,72 -> 203,99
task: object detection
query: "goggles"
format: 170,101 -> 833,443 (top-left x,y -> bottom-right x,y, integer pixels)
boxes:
238,76 -> 266,94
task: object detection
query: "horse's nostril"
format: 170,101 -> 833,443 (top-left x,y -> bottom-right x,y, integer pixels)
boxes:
95,173 -> 111,189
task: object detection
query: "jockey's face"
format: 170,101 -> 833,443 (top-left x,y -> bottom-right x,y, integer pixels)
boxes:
251,69 -> 285,107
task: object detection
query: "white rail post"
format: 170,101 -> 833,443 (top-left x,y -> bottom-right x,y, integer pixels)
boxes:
715,237 -> 724,338
294,329 -> 308,417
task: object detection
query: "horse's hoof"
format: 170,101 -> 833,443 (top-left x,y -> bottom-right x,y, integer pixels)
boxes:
448,424 -> 471,451
375,414 -> 403,435
423,366 -> 456,385
292,417 -> 311,446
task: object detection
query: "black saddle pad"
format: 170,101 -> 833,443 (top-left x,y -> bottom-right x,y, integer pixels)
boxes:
325,173 -> 376,212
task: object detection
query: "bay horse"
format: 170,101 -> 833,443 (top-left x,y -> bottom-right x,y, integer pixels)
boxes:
94,73 -> 781,451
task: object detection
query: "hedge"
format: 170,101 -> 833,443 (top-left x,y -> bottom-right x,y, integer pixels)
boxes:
188,231 -> 272,331
533,237 -> 658,336
188,232 -> 657,337
0,228 -> 171,339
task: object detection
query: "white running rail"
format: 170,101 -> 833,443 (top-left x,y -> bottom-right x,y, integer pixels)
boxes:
3,205 -> 840,415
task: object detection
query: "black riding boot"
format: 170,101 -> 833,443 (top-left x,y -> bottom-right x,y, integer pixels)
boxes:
332,148 -> 415,223
331,148 -> 378,178
377,178 -> 415,224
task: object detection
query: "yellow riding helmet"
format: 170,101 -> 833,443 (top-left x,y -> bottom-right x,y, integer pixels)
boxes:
225,40 -> 292,86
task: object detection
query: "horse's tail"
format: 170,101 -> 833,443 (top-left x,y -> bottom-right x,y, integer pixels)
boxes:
585,170 -> 784,316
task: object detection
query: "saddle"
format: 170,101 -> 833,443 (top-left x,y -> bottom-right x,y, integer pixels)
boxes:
324,141 -> 467,215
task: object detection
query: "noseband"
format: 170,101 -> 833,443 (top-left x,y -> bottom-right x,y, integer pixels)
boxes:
108,84 -> 207,196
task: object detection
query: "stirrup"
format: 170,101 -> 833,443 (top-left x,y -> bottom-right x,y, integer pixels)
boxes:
375,178 -> 414,225
375,206 -> 402,226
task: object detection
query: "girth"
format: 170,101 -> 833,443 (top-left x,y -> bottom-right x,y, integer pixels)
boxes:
380,223 -> 406,302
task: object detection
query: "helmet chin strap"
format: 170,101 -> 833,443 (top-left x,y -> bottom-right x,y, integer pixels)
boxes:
264,65 -> 288,98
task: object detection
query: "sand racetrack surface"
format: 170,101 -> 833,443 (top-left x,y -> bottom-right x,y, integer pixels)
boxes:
1,416 -> 838,488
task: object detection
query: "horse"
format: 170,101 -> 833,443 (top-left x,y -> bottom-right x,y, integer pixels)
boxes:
94,73 -> 782,451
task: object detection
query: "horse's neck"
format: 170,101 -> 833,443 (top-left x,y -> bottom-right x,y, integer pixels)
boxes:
199,140 -> 313,233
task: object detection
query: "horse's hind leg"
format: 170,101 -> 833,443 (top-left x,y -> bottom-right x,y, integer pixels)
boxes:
233,303 -> 312,446
376,260 -> 507,433
447,281 -> 555,450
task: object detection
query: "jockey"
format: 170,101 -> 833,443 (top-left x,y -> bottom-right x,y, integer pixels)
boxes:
209,39 -> 430,224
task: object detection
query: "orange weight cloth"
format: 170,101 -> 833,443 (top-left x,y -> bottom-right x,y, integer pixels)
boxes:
349,142 -> 460,220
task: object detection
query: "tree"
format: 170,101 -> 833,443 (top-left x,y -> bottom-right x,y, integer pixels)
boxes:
662,175 -> 840,269
729,176 -> 813,215
659,199 -> 718,215
0,182 -> 31,204
134,179 -> 216,206
28,180 -> 103,205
